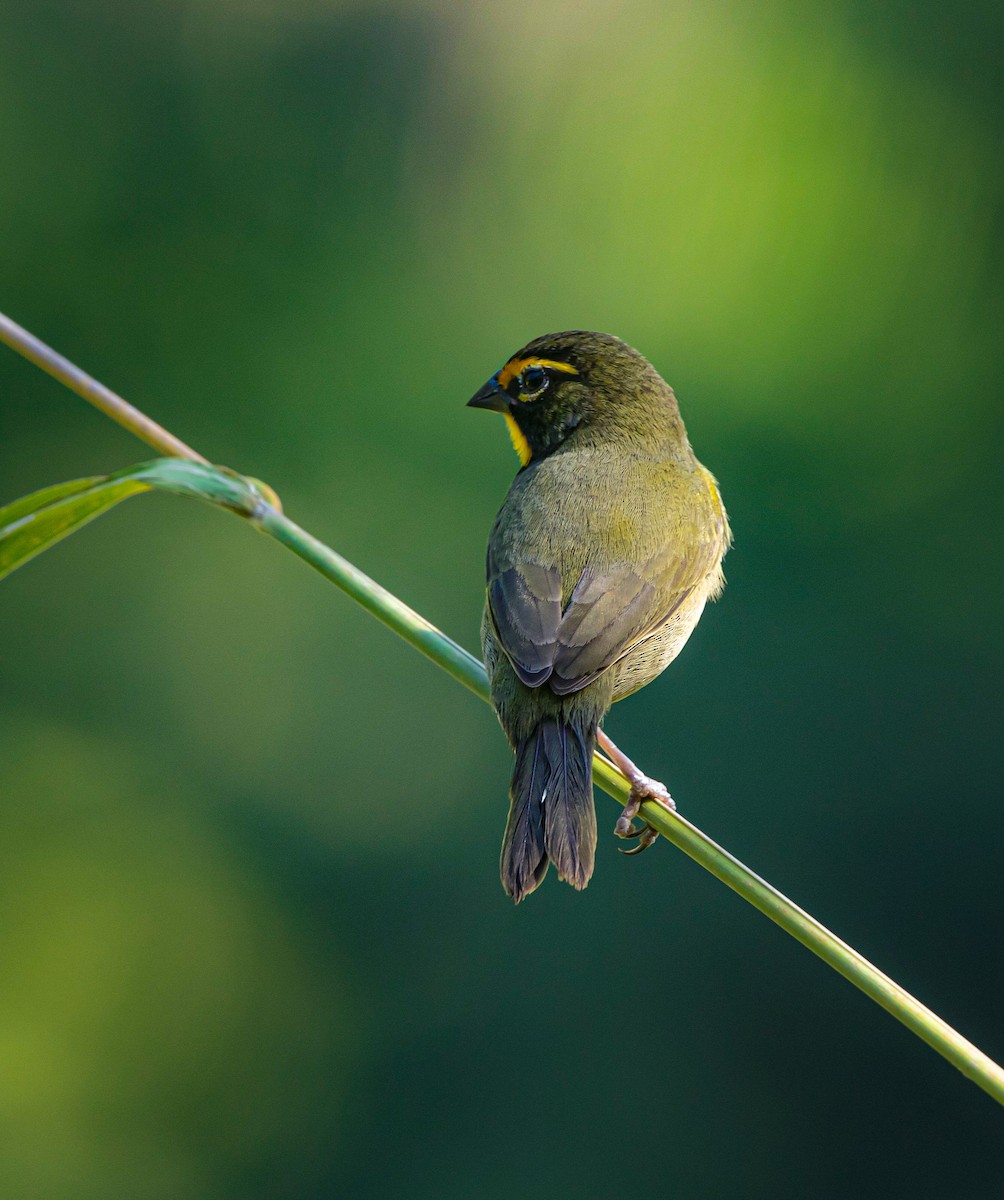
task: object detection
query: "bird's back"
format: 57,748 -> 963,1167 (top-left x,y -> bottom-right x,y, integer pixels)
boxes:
486,441 -> 729,701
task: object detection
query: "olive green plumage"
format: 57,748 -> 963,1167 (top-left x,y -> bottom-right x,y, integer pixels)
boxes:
469,331 -> 730,903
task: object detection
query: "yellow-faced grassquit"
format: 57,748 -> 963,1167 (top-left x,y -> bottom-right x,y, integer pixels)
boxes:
468,331 -> 731,902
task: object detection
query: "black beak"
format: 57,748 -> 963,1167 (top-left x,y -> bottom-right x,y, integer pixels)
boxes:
467,374 -> 508,413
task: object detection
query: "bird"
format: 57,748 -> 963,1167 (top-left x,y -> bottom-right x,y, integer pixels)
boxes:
468,331 -> 730,903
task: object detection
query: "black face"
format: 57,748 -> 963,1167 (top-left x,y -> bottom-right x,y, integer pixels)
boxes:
469,330 -> 667,466
503,365 -> 588,462
468,353 -> 588,465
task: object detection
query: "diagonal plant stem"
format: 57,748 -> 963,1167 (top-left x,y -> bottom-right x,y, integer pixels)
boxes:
3,308 -> 1003,1107
0,310 -> 208,464
259,504 -> 1004,1104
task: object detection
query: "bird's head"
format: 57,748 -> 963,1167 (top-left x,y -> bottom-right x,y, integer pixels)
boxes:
467,330 -> 684,467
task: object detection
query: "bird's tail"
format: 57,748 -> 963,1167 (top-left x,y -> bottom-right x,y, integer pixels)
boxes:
500,716 -> 597,903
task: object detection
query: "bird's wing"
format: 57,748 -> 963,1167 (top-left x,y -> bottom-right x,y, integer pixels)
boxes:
486,548 -> 563,688
487,529 -> 724,696
546,545 -> 708,695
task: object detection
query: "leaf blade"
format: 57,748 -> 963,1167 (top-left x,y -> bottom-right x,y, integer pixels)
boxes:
0,459 -> 266,582
0,476 -> 151,579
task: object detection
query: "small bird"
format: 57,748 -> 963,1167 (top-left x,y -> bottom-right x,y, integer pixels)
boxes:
468,331 -> 730,902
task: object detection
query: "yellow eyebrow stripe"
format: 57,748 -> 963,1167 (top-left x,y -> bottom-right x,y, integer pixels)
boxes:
496,357 -> 579,390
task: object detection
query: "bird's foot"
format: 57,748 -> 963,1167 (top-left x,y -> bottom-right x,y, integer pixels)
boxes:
613,775 -> 675,856
596,729 -> 675,856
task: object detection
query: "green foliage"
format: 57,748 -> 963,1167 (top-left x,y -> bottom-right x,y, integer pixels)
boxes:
0,476 -> 125,578
0,461 -> 274,582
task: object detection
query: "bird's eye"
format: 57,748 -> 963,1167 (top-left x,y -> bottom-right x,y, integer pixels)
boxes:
519,366 -> 548,398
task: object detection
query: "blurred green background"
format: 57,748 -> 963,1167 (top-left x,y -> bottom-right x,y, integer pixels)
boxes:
1,1 -> 1002,1195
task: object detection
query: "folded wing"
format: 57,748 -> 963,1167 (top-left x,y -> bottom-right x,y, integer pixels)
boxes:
487,527 -> 724,697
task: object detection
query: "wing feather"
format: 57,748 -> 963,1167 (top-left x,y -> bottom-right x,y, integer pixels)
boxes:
487,551 -> 562,687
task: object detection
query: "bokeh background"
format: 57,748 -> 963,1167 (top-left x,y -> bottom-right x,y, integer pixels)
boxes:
1,1 -> 1002,1196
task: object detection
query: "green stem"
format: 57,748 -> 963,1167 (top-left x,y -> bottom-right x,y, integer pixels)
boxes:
258,507 -> 488,701
0,311 -> 208,464
3,306 -> 1003,1106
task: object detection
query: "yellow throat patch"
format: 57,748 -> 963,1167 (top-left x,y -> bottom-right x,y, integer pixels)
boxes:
504,414 -> 532,466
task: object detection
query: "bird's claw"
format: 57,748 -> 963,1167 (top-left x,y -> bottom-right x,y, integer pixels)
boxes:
614,796 -> 642,839
613,777 -> 674,856
614,804 -> 659,854
618,823 -> 648,839
619,826 -> 660,855
614,813 -> 639,839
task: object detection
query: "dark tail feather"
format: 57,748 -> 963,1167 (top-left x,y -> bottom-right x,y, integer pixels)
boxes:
500,728 -> 549,903
540,719 -> 596,890
500,717 -> 596,903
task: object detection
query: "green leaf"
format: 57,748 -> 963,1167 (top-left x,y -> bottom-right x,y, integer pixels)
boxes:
0,475 -> 150,579
0,475 -> 108,527
0,459 -> 271,582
